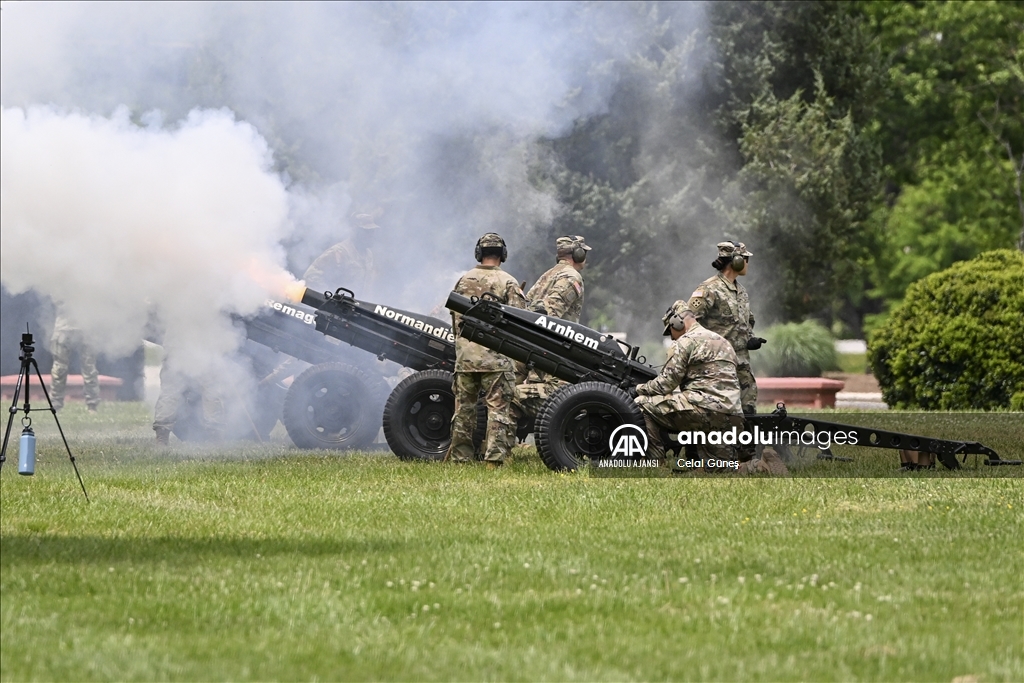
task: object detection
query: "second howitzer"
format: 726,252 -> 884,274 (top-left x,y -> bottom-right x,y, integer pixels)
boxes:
240,287 -> 471,460
446,292 -> 1015,471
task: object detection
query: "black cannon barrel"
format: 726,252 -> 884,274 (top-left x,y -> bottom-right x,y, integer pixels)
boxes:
446,291 -> 657,388
303,288 -> 456,373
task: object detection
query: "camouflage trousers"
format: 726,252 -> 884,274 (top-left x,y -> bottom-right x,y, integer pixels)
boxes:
636,393 -> 744,462
446,371 -> 515,465
513,372 -> 566,419
738,363 -> 758,415
49,329 -> 99,410
153,361 -> 225,438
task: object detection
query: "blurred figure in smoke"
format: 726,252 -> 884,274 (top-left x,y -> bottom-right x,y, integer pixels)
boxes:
302,211 -> 381,298
513,235 -> 591,421
49,302 -> 100,412
149,314 -> 225,446
152,351 -> 226,446
687,241 -> 763,416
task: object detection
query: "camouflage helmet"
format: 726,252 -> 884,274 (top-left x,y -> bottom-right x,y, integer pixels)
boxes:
352,213 -> 380,230
555,235 -> 592,263
716,241 -> 753,258
475,232 -> 507,262
662,300 -> 693,336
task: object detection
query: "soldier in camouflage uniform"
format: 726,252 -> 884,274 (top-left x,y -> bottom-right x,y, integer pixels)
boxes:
514,235 -> 591,419
302,212 -> 379,295
635,301 -> 786,475
633,301 -> 745,462
49,303 -> 100,412
446,233 -> 527,467
686,241 -> 761,415
152,353 -> 226,446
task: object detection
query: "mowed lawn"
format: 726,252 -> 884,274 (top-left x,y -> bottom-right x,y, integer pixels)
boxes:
1,404 -> 1021,681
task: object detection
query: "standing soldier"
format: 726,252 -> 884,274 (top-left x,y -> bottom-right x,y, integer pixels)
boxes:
686,241 -> 765,416
447,233 -> 527,467
514,235 -> 591,419
302,212 -> 380,296
49,303 -> 100,413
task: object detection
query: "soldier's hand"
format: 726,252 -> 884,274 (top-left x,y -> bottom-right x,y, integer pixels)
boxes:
746,337 -> 767,350
627,385 -> 640,399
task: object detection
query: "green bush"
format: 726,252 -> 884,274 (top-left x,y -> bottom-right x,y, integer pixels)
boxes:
750,320 -> 839,377
868,249 -> 1024,410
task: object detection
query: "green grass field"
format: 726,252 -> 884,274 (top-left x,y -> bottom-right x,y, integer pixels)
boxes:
1,403 -> 1022,681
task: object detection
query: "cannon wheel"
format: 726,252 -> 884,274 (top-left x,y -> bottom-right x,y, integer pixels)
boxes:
282,362 -> 388,450
383,370 -> 489,461
383,370 -> 455,461
535,382 -> 646,471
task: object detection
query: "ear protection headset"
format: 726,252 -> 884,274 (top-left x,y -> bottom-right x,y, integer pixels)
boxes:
665,307 -> 687,332
475,235 -> 508,263
570,238 -> 587,264
729,241 -> 747,272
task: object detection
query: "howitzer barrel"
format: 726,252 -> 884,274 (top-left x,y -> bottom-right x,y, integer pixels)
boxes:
446,291 -> 657,388
303,288 -> 456,373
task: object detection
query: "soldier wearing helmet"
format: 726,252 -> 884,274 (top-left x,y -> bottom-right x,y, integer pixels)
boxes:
686,241 -> 764,415
446,233 -> 527,467
633,300 -> 744,462
633,301 -> 786,474
302,211 -> 380,296
514,235 -> 591,420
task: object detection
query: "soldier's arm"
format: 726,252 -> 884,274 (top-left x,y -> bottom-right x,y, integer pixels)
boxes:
539,275 -> 581,319
637,342 -> 690,396
505,278 -> 528,310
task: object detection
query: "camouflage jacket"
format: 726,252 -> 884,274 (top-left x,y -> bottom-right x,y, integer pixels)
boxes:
302,240 -> 375,296
526,261 -> 584,323
687,272 -> 755,364
636,323 -> 742,415
451,265 -> 527,372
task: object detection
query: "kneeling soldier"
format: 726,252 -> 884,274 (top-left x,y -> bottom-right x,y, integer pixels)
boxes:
634,301 -> 787,475
634,301 -> 745,464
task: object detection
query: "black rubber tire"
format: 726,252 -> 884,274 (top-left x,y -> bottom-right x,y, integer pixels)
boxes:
282,362 -> 389,450
383,370 -> 456,461
534,381 -> 646,471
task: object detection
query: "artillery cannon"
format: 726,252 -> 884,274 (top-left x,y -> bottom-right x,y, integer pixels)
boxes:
446,291 -> 1017,471
238,287 -> 471,460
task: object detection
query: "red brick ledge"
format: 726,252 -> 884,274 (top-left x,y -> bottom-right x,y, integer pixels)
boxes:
1,374 -> 123,402
755,377 -> 846,409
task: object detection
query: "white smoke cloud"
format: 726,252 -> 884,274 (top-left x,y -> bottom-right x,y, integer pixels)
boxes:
0,1 -> 712,376
0,105 -> 291,372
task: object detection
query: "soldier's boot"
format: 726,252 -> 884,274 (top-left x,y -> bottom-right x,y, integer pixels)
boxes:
154,426 -> 171,446
738,448 -> 788,476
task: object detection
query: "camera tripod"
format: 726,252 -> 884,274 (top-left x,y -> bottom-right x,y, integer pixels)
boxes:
0,329 -> 88,500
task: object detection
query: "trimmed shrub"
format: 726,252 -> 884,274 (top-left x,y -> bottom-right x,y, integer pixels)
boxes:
868,249 -> 1024,410
750,320 -> 839,377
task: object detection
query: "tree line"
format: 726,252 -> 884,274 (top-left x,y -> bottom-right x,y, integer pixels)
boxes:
518,1 -> 1022,339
